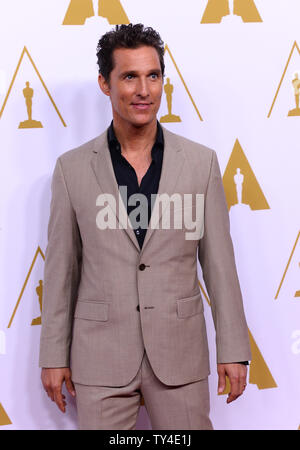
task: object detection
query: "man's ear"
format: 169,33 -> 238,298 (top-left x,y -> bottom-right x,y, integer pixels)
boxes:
98,74 -> 110,97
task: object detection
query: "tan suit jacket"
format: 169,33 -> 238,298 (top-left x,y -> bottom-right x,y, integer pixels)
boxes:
39,126 -> 251,386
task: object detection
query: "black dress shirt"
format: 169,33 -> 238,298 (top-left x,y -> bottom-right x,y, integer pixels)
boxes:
107,120 -> 164,250
107,120 -> 249,367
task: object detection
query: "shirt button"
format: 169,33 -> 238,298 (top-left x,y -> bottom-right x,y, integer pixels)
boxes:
136,229 -> 140,235
139,264 -> 146,271
136,305 -> 140,311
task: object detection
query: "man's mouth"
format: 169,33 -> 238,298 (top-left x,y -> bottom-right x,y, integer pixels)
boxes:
131,103 -> 152,110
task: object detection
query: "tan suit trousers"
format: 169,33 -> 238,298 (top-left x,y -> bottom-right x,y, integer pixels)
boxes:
74,350 -> 213,430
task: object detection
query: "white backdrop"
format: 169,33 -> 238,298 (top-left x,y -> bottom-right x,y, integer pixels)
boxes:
0,0 -> 299,430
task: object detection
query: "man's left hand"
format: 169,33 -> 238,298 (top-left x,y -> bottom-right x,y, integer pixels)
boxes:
217,363 -> 248,404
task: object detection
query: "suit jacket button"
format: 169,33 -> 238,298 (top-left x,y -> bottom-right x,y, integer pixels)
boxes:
136,305 -> 140,311
139,263 -> 146,271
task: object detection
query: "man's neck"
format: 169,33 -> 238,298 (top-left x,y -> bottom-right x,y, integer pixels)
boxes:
112,117 -> 158,157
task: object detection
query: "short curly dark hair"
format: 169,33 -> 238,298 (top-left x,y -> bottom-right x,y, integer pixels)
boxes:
96,23 -> 165,82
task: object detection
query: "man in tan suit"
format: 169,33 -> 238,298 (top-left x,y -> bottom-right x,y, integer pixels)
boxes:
39,24 -> 251,430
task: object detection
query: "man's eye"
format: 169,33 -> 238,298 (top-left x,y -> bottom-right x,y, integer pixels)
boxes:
150,73 -> 158,79
126,74 -> 134,80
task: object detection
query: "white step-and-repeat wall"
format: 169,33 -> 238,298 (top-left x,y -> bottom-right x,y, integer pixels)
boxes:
0,0 -> 299,430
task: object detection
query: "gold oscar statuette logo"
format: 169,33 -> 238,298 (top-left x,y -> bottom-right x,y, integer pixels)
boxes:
31,280 -> 43,326
0,47 -> 66,127
18,81 -> 42,129
160,77 -> 181,123
288,73 -> 300,117
63,0 -> 129,25
268,41 -> 300,118
201,0 -> 262,24
223,139 -> 270,211
161,45 -> 203,123
7,246 -> 45,328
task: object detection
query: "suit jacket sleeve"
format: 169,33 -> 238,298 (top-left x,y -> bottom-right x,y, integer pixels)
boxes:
198,150 -> 251,364
39,157 -> 82,368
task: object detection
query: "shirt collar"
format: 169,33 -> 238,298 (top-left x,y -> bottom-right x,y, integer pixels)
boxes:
107,120 -> 164,162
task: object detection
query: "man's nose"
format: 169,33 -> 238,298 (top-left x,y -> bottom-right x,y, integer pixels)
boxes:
137,78 -> 149,97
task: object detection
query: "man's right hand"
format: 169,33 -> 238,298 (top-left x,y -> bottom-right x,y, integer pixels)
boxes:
41,367 -> 76,413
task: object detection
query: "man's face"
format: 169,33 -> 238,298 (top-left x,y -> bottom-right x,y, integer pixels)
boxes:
98,45 -> 163,128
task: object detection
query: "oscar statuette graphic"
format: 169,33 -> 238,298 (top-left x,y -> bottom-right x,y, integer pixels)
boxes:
63,0 -> 129,25
288,73 -> 300,117
31,280 -> 43,326
201,0 -> 262,24
221,0 -> 242,23
0,47 -> 66,127
160,77 -> 181,123
18,81 -> 42,129
163,44 -> 203,121
231,167 -> 251,211
223,140 -> 269,212
268,42 -> 300,118
7,246 -> 45,329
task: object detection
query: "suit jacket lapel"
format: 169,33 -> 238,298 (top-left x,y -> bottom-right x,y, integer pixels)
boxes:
90,126 -> 185,255
90,130 -> 141,252
140,127 -> 185,257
